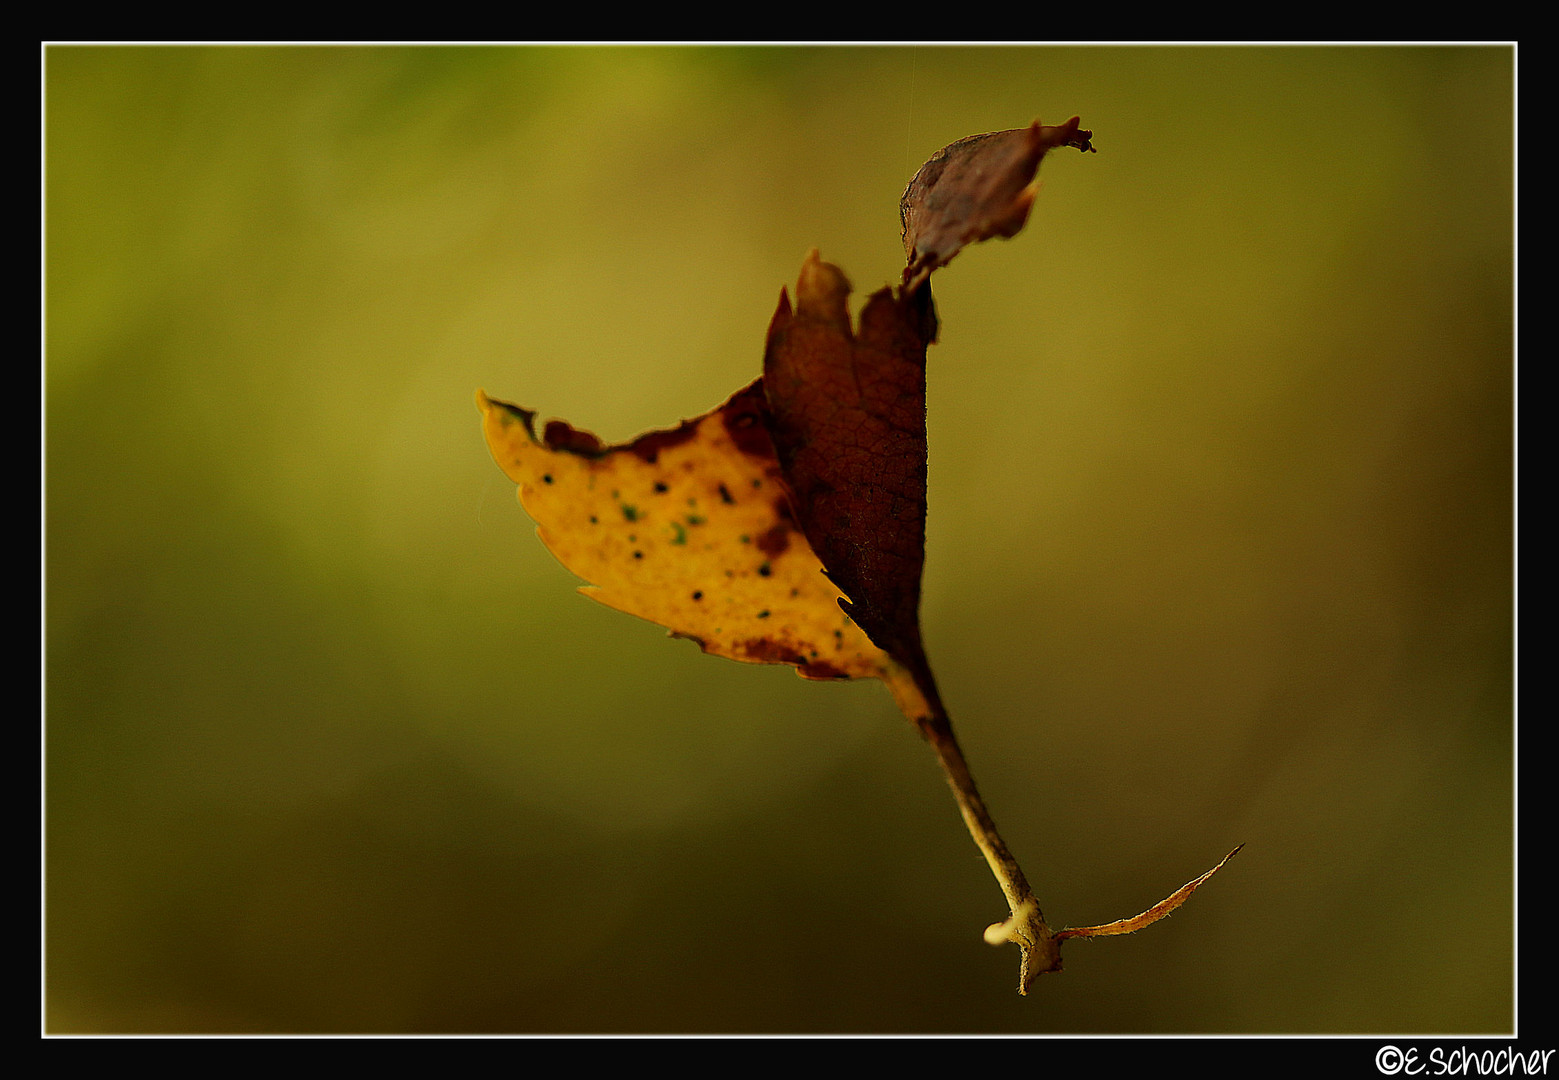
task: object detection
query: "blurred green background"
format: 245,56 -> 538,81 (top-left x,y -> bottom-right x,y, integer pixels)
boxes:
45,45 -> 1513,1034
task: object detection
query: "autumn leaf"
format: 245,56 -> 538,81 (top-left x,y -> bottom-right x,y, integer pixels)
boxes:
480,116 -> 1241,995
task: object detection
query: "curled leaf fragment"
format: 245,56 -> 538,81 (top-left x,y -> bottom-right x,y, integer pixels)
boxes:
1054,844 -> 1245,942
900,116 -> 1095,291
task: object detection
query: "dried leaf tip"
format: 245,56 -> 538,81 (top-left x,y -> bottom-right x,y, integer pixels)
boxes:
794,248 -> 854,332
900,116 -> 1095,291
1054,844 -> 1245,942
1034,115 -> 1095,155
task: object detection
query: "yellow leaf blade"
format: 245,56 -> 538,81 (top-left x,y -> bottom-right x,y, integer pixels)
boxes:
478,383 -> 897,683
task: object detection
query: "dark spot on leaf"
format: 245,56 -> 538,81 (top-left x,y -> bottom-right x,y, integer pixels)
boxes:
542,474 -> 553,484
543,419 -> 605,457
634,551 -> 644,560
741,637 -> 805,665
692,591 -> 703,601
718,483 -> 735,505
628,421 -> 699,464
686,514 -> 706,526
757,609 -> 770,618
654,482 -> 669,493
758,562 -> 772,577
800,659 -> 851,680
485,397 -> 538,438
755,523 -> 790,557
622,505 -> 640,522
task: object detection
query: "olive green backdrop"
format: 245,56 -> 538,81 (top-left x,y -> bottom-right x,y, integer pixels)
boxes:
45,45 -> 1514,1034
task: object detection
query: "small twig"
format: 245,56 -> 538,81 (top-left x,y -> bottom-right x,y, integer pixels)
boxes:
883,661 -> 1241,994
883,666 -> 1059,992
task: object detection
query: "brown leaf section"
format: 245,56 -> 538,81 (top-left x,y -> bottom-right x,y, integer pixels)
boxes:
900,116 -> 1095,290
762,251 -> 944,717
477,382 -> 897,683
